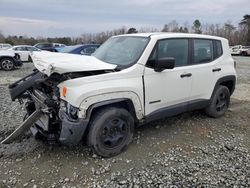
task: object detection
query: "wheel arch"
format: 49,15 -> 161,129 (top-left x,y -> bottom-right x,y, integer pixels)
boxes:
0,56 -> 16,62
212,75 -> 236,97
85,98 -> 139,123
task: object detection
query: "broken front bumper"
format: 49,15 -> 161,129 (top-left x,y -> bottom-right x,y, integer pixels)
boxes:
59,110 -> 88,145
30,90 -> 89,145
4,71 -> 89,145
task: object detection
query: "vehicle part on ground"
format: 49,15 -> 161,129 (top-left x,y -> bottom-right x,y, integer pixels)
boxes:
1,110 -> 43,144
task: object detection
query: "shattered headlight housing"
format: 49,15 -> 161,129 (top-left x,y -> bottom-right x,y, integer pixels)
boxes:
60,100 -> 79,120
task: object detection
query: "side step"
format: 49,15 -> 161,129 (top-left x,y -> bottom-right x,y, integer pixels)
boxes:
1,110 -> 43,144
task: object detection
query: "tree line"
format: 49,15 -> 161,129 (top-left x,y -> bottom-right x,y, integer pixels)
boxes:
0,14 -> 249,46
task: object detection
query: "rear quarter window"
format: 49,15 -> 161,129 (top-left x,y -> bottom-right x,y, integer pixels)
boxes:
193,39 -> 214,64
214,40 -> 223,59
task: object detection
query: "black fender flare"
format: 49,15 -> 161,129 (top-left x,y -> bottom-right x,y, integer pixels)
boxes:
211,75 -> 236,100
85,98 -> 137,120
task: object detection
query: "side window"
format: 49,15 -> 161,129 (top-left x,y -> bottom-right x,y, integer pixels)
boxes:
81,47 -> 97,55
36,44 -> 42,48
147,39 -> 189,67
15,47 -> 27,51
193,39 -> 213,64
27,47 -> 40,51
214,40 -> 223,59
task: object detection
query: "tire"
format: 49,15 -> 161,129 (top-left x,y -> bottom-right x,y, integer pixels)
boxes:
205,85 -> 230,118
87,107 -> 134,157
28,55 -> 32,62
0,58 -> 15,71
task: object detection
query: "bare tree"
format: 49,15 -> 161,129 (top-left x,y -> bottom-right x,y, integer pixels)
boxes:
161,24 -> 169,32
168,20 -> 179,32
0,30 -> 4,43
240,14 -> 250,45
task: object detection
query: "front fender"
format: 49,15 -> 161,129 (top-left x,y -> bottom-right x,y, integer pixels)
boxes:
78,91 -> 144,120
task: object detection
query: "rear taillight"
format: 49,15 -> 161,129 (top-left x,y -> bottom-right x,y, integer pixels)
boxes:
234,61 -> 236,69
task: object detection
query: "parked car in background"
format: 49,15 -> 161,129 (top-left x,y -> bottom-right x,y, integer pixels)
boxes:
60,44 -> 100,55
0,43 -> 12,50
230,45 -> 250,56
247,48 -> 250,56
0,50 -> 22,71
54,43 -> 66,52
8,45 -> 41,62
34,43 -> 66,52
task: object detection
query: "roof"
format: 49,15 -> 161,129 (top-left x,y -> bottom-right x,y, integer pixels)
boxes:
114,32 -> 226,41
12,45 -> 34,47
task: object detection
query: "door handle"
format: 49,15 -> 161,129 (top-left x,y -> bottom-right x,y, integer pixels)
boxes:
180,73 -> 192,78
212,68 -> 221,72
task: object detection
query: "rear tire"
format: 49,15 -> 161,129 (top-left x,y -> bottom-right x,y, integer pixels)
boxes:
87,107 -> 134,157
0,58 -> 14,71
205,85 -> 230,118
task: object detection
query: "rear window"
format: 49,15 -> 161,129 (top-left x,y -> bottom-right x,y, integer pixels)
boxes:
42,43 -> 53,48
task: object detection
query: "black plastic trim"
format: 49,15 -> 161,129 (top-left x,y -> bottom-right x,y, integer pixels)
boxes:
59,110 -> 88,145
212,75 -> 236,96
86,98 -> 134,119
8,71 -> 44,101
144,99 -> 210,123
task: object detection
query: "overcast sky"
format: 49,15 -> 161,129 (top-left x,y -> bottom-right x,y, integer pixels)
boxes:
0,0 -> 249,37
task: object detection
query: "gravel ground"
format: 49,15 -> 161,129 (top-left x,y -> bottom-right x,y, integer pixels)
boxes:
0,57 -> 250,187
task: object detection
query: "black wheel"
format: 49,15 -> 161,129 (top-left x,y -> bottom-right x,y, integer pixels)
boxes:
87,107 -> 134,157
205,86 -> 230,118
0,58 -> 14,71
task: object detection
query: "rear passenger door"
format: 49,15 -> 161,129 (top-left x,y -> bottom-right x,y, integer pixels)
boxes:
189,39 -> 223,102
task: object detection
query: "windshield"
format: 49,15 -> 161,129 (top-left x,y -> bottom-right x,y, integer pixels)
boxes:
92,36 -> 149,66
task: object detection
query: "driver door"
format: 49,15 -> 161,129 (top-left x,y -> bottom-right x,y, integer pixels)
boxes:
144,38 -> 193,117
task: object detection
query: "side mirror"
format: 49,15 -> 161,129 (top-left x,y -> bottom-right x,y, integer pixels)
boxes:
154,57 -> 175,72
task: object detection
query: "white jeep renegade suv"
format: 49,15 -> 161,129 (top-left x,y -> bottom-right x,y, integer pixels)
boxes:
5,33 -> 236,157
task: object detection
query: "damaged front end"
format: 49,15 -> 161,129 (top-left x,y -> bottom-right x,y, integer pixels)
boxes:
2,70 -> 89,145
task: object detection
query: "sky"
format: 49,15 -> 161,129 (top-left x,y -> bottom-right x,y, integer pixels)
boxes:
0,0 -> 249,37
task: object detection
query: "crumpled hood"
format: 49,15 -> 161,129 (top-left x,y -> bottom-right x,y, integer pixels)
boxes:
31,51 -> 117,76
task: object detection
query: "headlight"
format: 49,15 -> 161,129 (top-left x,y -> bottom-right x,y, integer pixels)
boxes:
60,101 -> 78,120
66,103 -> 79,120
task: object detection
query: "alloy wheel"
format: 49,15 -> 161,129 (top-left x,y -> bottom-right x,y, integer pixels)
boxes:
1,59 -> 14,70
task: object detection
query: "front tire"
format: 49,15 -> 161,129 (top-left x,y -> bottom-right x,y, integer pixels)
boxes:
87,107 -> 134,157
205,86 -> 230,118
0,58 -> 14,71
